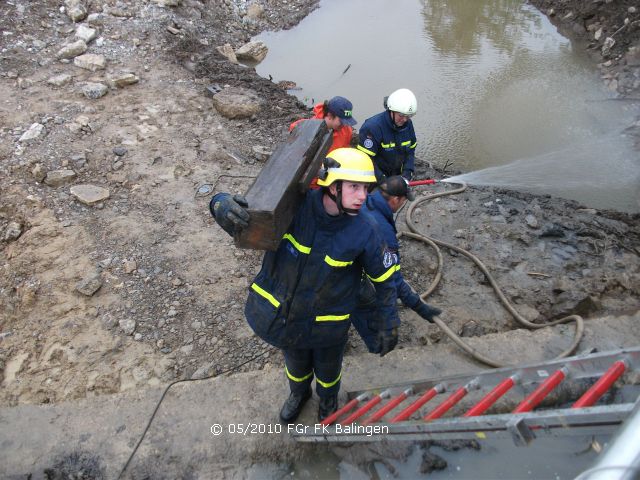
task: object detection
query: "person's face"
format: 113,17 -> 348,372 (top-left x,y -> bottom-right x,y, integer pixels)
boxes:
331,181 -> 369,214
324,113 -> 342,130
391,111 -> 412,127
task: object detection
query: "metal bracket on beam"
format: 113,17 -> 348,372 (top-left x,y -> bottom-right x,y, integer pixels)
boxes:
507,418 -> 536,447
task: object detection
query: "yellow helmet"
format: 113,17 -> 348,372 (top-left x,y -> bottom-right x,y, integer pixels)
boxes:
316,147 -> 376,187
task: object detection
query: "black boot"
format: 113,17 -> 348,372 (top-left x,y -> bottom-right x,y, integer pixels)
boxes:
318,395 -> 338,422
279,389 -> 312,424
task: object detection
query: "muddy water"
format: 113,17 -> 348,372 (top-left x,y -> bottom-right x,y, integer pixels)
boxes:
254,0 -> 640,212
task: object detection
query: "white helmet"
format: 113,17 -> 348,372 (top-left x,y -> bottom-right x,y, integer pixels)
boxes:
386,88 -> 417,116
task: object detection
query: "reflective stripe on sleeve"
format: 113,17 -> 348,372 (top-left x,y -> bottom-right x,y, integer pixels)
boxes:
316,370 -> 342,389
285,365 -> 313,383
324,255 -> 353,267
367,265 -> 398,283
357,144 -> 375,156
315,314 -> 350,322
283,233 -> 311,254
410,141 -> 417,149
400,140 -> 412,147
251,283 -> 280,308
381,142 -> 396,148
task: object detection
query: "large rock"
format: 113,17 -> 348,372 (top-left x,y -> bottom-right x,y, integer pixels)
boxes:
44,169 -> 77,187
70,184 -> 110,204
75,24 -> 97,43
74,53 -> 106,71
216,43 -> 238,64
212,87 -> 262,119
19,123 -> 45,142
64,0 -> 87,22
82,82 -> 108,99
75,272 -> 102,296
235,41 -> 268,63
108,73 -> 139,88
47,73 -> 73,87
57,40 -> 87,59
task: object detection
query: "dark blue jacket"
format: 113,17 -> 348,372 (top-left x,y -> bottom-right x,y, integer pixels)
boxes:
241,189 -> 399,349
357,111 -> 417,181
363,191 -> 422,309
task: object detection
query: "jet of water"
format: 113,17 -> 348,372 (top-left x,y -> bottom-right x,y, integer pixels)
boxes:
438,134 -> 640,212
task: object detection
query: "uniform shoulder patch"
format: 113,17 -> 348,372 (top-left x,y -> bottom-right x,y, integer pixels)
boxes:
383,248 -> 394,268
363,138 -> 374,149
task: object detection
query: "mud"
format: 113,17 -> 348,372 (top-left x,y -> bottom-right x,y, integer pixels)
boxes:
0,0 -> 638,476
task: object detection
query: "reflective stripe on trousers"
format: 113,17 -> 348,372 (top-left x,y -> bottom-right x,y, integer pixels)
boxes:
284,343 -> 346,398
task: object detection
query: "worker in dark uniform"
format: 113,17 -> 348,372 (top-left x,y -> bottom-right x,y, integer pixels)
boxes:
351,176 -> 442,352
209,148 -> 400,423
357,88 -> 418,182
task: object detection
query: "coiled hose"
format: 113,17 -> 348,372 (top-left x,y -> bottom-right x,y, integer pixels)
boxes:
401,181 -> 585,368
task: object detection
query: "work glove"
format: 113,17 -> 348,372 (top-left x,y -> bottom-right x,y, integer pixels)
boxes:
413,301 -> 442,323
209,193 -> 250,236
377,327 -> 398,357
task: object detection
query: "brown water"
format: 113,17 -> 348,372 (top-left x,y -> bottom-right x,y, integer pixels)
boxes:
254,0 -> 640,212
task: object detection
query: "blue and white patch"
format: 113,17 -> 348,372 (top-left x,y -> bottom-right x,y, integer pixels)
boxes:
383,249 -> 394,268
363,138 -> 374,149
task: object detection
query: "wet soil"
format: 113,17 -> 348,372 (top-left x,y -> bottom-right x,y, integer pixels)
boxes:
0,0 -> 638,475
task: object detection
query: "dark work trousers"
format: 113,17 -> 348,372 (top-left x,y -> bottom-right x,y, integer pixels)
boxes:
283,343 -> 346,399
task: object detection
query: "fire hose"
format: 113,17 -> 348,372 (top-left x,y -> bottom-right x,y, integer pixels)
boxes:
401,179 -> 585,368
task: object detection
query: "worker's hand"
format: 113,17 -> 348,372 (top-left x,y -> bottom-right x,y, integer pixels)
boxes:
414,301 -> 442,323
377,328 -> 398,357
209,193 -> 250,236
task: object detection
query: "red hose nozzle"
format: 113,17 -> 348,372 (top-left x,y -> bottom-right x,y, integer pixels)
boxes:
409,178 -> 438,186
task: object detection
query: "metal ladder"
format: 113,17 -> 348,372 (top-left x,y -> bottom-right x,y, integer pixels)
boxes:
293,347 -> 640,445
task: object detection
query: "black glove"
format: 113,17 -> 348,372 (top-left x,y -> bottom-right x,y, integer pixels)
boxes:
414,301 -> 442,323
377,328 -> 398,357
209,193 -> 250,236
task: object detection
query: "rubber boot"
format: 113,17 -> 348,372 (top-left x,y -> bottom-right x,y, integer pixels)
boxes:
318,395 -> 338,422
279,389 -> 312,424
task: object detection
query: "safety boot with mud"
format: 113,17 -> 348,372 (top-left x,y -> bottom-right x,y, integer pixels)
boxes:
318,395 -> 338,422
279,389 -> 312,424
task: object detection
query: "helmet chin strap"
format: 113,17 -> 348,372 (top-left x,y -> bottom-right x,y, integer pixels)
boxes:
327,181 -> 359,216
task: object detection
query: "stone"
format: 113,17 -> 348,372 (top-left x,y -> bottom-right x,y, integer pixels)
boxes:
123,259 -> 137,274
74,53 -> 106,71
44,169 -> 77,187
216,43 -> 238,64
594,27 -> 603,41
57,40 -> 87,59
252,145 -> 271,161
47,73 -> 73,87
119,318 -> 136,335
524,214 -> 538,228
75,272 -> 102,296
152,0 -> 181,6
75,24 -> 97,43
246,3 -> 264,19
113,146 -> 127,156
82,82 -> 108,99
70,184 -> 110,204
3,222 -> 23,242
602,37 -> 615,56
235,41 -> 268,63
212,86 -> 262,119
32,164 -> 46,182
65,0 -> 87,22
19,123 -> 45,142
625,47 -> 640,67
108,73 -> 139,88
